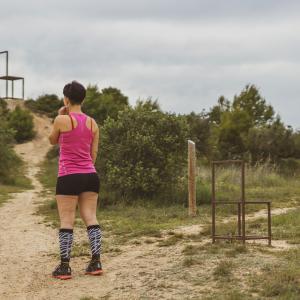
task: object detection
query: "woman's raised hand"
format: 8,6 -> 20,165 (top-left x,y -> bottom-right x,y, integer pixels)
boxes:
58,106 -> 69,115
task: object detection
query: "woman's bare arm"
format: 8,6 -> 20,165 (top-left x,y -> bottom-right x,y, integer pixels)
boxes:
48,116 -> 63,145
91,119 -> 99,164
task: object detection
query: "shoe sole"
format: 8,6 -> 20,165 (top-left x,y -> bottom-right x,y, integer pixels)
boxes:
85,270 -> 103,276
52,275 -> 72,280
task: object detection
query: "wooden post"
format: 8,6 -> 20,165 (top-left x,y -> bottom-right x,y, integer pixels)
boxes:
188,140 -> 197,216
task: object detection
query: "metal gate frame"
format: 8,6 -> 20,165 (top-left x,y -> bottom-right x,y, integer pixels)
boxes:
211,160 -> 272,246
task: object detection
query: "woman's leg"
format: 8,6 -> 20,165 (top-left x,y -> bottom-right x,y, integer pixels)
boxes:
78,192 -> 102,262
78,192 -> 98,226
56,195 -> 78,228
56,195 -> 78,263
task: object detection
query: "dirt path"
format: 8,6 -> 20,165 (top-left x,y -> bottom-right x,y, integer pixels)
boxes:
0,103 -> 297,299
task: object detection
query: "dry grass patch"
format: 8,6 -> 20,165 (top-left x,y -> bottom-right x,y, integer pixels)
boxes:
213,260 -> 234,279
157,233 -> 184,247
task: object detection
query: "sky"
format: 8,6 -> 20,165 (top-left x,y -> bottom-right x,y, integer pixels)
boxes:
1,0 -> 300,128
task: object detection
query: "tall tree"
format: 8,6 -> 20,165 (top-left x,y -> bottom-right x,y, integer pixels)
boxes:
232,84 -> 274,126
185,111 -> 211,157
210,84 -> 276,160
209,96 -> 230,125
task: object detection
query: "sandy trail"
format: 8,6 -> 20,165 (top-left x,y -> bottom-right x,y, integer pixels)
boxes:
0,102 -> 297,299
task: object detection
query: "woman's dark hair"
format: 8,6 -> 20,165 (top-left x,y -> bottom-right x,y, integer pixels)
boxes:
63,80 -> 86,104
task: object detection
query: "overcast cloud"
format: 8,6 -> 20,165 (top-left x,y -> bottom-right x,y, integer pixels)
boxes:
1,0 -> 300,127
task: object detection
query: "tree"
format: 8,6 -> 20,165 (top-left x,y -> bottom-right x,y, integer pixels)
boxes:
217,110 -> 252,159
247,117 -> 294,162
185,111 -> 211,158
209,96 -> 230,125
209,84 -> 277,160
292,130 -> 300,159
232,84 -> 274,126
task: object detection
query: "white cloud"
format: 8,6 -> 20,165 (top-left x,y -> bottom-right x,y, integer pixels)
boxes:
0,1 -> 300,127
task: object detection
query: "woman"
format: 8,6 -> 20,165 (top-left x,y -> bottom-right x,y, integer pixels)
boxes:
48,80 -> 102,280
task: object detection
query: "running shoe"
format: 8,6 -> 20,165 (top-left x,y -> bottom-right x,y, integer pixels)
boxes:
52,262 -> 72,280
85,259 -> 103,275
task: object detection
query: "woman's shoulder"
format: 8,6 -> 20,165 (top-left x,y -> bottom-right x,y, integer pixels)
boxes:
54,114 -> 71,124
53,114 -> 73,130
85,115 -> 99,131
91,118 -> 99,129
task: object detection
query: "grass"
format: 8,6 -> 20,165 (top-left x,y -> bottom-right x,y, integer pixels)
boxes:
182,256 -> 202,267
272,208 -> 300,244
182,244 -> 200,256
157,233 -> 184,247
203,290 -> 252,300
0,161 -> 33,207
37,157 -> 58,192
251,248 -> 300,299
72,241 -> 90,257
213,260 -> 234,278
37,196 -> 210,244
225,245 -> 248,257
188,206 -> 300,299
211,207 -> 300,245
198,162 -> 300,207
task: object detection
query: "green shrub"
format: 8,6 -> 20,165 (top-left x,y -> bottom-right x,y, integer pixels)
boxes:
82,85 -> 129,125
8,105 -> 36,143
0,117 -> 20,183
25,94 -> 63,118
96,100 -> 189,204
0,98 -> 9,115
277,158 -> 300,177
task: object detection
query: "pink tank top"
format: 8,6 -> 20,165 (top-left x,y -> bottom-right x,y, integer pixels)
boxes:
58,112 -> 97,177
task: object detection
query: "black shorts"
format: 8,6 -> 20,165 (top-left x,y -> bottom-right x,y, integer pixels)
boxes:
55,173 -> 100,195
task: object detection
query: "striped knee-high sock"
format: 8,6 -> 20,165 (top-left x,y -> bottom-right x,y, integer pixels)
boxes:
87,224 -> 102,260
59,228 -> 74,263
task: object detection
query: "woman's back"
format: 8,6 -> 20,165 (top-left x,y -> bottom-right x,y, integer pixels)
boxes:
58,112 -> 96,177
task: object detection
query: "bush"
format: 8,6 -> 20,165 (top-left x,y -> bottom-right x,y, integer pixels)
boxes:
0,117 -> 21,183
96,100 -> 189,204
247,119 -> 295,162
0,98 -> 9,115
7,106 -> 36,143
82,85 -> 129,125
25,94 -> 63,118
277,158 -> 300,177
